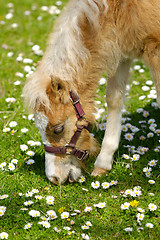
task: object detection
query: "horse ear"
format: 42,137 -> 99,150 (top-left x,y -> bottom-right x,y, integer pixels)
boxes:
50,75 -> 69,103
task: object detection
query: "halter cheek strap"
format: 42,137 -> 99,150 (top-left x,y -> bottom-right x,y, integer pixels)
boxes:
44,90 -> 91,161
69,90 -> 85,119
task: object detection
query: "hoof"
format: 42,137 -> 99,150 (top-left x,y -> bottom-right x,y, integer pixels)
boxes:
91,167 -> 109,177
68,175 -> 74,183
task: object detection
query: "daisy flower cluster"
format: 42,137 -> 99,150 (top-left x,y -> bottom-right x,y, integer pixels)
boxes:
0,186 -> 107,239
0,159 -> 18,172
91,180 -> 117,190
19,140 -> 41,163
0,206 -> 6,217
1,1 -> 160,238
120,186 -> 158,230
143,159 -> 158,178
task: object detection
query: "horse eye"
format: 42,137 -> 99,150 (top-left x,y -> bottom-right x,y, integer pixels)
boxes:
53,124 -> 64,135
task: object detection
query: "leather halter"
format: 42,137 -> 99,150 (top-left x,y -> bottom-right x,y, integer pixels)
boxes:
44,90 -> 91,161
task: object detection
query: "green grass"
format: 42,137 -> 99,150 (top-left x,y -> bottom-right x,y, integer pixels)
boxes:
0,1 -> 160,239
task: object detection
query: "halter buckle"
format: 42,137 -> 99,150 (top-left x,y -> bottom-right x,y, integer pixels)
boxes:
77,150 -> 88,161
70,96 -> 80,105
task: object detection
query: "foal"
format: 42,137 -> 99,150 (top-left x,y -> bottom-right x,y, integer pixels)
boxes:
23,0 -> 160,184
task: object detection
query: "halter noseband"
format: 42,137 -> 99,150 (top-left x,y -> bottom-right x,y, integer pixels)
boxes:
44,90 -> 91,161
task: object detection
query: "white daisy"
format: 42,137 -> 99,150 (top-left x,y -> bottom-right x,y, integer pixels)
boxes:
145,171 -> 151,178
148,193 -> 155,196
91,181 -> 100,189
122,154 -> 130,159
147,132 -> 154,138
9,121 -> 17,127
29,210 -> 40,217
0,195 -> 8,200
61,211 -> 69,219
27,140 -> 35,146
85,221 -> 92,227
84,207 -> 92,212
38,221 -> 50,228
24,223 -> 32,230
47,210 -> 57,220
0,232 -> 8,239
8,163 -> 15,171
121,202 -> 130,210
32,45 -> 40,51
34,141 -> 41,146
125,189 -> 132,195
143,167 -> 152,173
81,225 -> 89,230
148,180 -> 155,184
145,223 -> 153,228
20,144 -> 28,151
11,159 -> 18,164
28,114 -> 34,120
142,86 -> 150,91
26,151 -> 35,156
124,227 -> 133,232
81,233 -> 90,239
46,196 -> 54,205
134,64 -> 141,70
24,201 -> 34,206
2,128 -> 11,133
131,154 -> 140,161
139,95 -> 146,100
31,189 -> 39,194
136,108 -> 143,113
137,208 -> 145,213
79,176 -> 86,183
0,206 -> 6,216
110,180 -> 117,186
25,192 -> 33,197
124,133 -> 134,141
16,56 -> 23,61
99,77 -> 106,85
146,80 -> 153,86
134,190 -> 142,197
148,160 -> 158,167
5,97 -> 16,103
0,162 -> 7,170
99,122 -> 106,131
148,203 -> 157,211
93,202 -> 106,208
15,72 -> 24,78
26,159 -> 35,165
136,213 -> 144,221
102,182 -> 110,189
14,80 -> 21,86
21,128 -> 29,133
35,195 -> 43,200
23,58 -> 33,64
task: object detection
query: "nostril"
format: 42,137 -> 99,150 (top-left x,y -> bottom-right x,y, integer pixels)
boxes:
68,173 -> 74,183
52,177 -> 60,185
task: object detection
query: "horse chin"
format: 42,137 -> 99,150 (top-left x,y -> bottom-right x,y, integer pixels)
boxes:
45,152 -> 81,184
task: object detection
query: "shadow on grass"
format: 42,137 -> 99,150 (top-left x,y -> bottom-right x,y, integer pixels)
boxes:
21,102 -> 160,188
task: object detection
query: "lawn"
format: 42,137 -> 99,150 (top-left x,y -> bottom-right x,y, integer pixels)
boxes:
0,0 -> 159,239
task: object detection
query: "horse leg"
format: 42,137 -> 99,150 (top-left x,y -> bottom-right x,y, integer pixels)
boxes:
92,59 -> 131,176
143,40 -> 160,107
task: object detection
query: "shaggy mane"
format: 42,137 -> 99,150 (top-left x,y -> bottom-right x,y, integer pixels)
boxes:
23,0 -> 108,110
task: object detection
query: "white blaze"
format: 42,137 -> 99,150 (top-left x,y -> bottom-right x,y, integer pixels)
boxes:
34,112 -> 56,181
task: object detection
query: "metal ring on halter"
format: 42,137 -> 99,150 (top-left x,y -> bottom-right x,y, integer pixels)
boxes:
77,151 -> 88,161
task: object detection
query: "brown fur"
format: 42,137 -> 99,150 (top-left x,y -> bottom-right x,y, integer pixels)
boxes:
23,0 -> 160,183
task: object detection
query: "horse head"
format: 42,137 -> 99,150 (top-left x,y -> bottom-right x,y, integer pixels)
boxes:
32,75 -> 99,184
